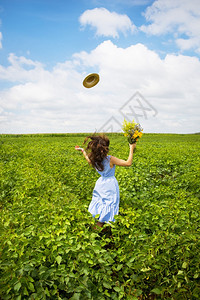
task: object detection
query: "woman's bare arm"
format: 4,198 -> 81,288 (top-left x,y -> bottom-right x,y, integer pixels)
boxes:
75,146 -> 91,164
82,149 -> 91,164
110,144 -> 136,167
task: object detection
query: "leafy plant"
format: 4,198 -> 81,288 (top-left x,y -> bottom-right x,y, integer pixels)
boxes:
0,133 -> 199,299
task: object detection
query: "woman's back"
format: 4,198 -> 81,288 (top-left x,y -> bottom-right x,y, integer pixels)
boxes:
96,155 -> 115,177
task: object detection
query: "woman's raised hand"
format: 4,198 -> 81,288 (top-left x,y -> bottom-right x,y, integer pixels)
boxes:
75,145 -> 83,151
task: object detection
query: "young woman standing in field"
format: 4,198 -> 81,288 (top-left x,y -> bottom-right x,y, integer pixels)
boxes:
75,135 -> 136,227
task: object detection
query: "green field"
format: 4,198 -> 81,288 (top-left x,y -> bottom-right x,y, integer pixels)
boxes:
0,133 -> 200,299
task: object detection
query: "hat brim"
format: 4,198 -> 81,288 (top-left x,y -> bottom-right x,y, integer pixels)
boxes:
83,73 -> 100,88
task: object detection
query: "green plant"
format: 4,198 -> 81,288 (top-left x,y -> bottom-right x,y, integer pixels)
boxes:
0,133 -> 199,299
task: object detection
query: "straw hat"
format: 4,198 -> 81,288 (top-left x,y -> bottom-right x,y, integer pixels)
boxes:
83,73 -> 100,88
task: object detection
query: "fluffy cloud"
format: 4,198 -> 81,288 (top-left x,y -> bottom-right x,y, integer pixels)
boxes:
0,53 -> 45,82
74,40 -> 200,132
0,55 -> 86,133
1,41 -> 200,134
140,0 -> 200,53
79,7 -> 136,38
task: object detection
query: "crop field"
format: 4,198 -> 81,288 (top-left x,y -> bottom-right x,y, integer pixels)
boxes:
0,133 -> 200,299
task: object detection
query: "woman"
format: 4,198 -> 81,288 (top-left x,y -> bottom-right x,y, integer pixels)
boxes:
75,135 -> 136,227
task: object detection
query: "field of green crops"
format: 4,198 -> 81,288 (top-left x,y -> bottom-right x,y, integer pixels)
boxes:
0,133 -> 200,299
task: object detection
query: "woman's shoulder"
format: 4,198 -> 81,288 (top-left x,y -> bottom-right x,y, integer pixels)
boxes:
106,155 -> 112,163
108,155 -> 114,161
103,155 -> 110,163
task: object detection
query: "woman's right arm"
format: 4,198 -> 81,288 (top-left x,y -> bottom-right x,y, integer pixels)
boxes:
82,149 -> 91,164
75,146 -> 91,164
110,144 -> 136,167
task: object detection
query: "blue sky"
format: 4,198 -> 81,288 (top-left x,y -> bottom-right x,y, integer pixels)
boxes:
0,0 -> 200,133
1,0 -> 155,66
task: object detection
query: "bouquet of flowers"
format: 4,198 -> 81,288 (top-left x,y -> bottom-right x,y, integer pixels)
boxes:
122,119 -> 143,144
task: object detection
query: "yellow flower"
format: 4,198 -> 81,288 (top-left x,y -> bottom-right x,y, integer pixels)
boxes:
122,119 -> 143,142
138,132 -> 143,138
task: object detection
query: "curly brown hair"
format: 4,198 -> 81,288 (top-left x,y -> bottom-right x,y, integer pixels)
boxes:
84,134 -> 110,171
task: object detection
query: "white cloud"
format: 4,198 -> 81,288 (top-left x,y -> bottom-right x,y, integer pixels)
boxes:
140,0 -> 200,53
176,37 -> 200,54
0,41 -> 200,134
0,53 -> 47,82
79,7 -> 136,38
0,32 -> 2,48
